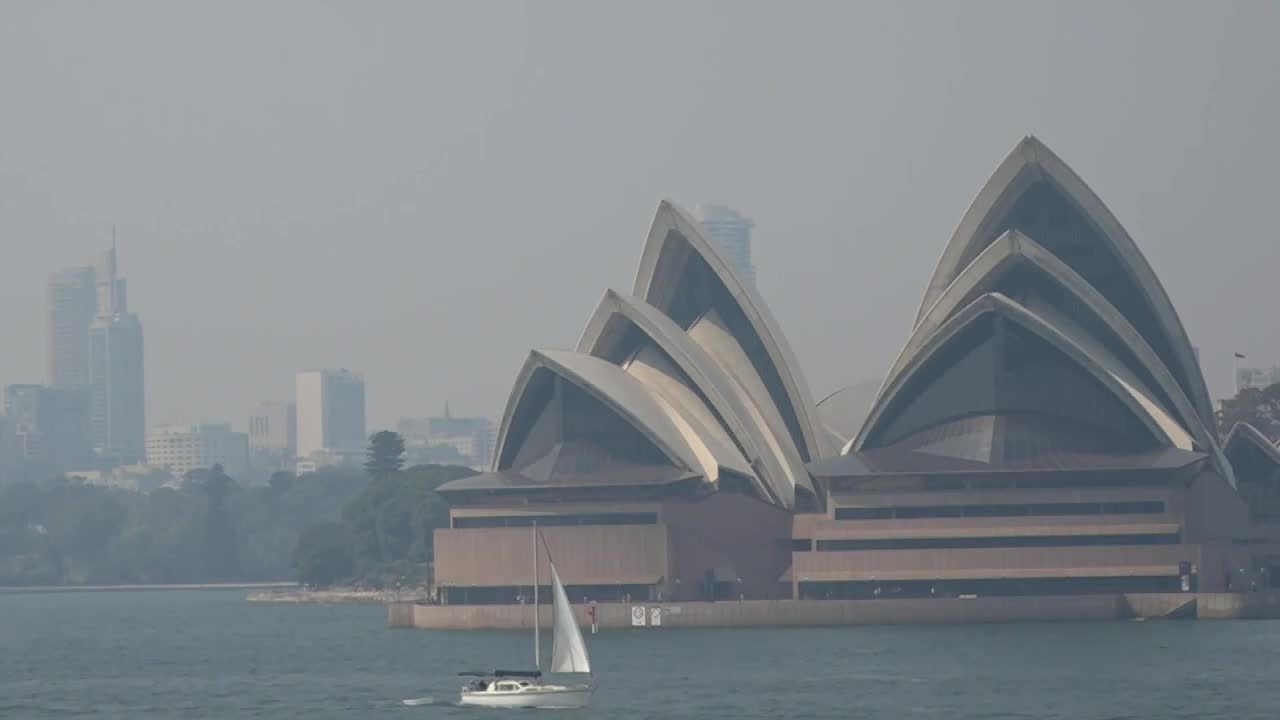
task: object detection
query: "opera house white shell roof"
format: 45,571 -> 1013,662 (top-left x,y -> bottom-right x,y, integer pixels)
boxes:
482,201 -> 824,509
463,136 -> 1237,510
849,136 -> 1233,485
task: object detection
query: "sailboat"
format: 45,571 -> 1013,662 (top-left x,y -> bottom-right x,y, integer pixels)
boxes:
458,529 -> 592,709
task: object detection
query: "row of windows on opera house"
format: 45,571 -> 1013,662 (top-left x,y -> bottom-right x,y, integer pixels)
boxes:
429,137 -> 1280,604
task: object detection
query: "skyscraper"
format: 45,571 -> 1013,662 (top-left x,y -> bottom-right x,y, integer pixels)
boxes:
694,204 -> 756,285
248,400 -> 297,471
295,369 -> 365,465
87,244 -> 146,465
2,384 -> 93,471
249,400 -> 297,454
46,265 -> 97,389
0,415 -> 13,471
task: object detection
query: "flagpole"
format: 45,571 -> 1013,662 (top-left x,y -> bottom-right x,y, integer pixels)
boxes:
533,521 -> 539,671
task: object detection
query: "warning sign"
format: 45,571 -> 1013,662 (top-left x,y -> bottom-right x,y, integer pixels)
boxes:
650,607 -> 662,627
631,606 -> 646,626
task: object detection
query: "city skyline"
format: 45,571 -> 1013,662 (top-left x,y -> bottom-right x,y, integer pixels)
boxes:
18,242 -> 150,469
11,217 -> 1280,444
2,2 -> 1278,432
26,236 -> 505,437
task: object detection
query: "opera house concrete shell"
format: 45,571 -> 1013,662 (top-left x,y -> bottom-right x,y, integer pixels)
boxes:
434,201 -> 818,603
433,137 -> 1279,605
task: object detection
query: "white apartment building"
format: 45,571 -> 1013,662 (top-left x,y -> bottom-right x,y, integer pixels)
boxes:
145,423 -> 249,479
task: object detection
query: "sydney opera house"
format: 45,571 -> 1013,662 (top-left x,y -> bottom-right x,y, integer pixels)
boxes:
432,137 -> 1280,605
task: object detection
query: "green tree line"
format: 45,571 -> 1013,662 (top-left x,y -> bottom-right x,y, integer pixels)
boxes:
293,431 -> 475,587
1217,382 -> 1280,442
0,431 -> 475,588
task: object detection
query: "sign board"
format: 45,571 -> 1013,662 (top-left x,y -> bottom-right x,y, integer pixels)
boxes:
650,607 -> 662,627
630,606 -> 646,626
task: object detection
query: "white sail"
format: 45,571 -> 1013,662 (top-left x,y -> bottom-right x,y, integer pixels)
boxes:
548,563 -> 591,674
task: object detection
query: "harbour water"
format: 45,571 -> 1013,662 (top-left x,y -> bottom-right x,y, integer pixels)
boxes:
2,589 -> 1276,719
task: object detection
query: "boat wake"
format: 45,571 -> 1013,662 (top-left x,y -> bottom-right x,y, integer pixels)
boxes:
401,696 -> 437,706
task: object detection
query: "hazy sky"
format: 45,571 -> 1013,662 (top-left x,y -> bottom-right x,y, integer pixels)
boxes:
2,1 -> 1277,431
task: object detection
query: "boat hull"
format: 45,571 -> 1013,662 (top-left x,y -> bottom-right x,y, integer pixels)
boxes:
459,684 -> 590,709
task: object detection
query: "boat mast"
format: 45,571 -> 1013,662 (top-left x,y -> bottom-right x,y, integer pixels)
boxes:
533,521 -> 540,671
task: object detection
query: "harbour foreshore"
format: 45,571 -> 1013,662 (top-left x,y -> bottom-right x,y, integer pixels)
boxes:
0,582 -> 296,594
247,588 -> 394,604
390,591 -> 1280,629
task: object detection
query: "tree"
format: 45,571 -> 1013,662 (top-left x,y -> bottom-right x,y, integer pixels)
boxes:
293,521 -> 354,587
1216,383 -> 1280,442
229,466 -> 367,580
334,463 -> 475,586
0,466 -> 372,588
268,471 -> 295,494
422,442 -> 467,465
364,431 -> 406,481
203,464 -> 241,580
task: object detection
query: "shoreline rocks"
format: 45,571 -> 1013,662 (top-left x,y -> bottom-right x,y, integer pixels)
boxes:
247,588 -> 415,605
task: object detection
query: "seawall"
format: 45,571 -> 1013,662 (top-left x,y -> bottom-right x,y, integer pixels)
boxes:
247,588 -> 391,604
389,591 -> 1280,630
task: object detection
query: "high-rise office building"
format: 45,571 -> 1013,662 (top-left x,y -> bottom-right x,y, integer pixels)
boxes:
87,244 -> 146,465
295,370 -> 365,465
248,400 -> 297,472
0,414 -> 14,470
249,400 -> 297,454
695,204 -> 756,285
46,266 -> 98,389
2,384 -> 93,471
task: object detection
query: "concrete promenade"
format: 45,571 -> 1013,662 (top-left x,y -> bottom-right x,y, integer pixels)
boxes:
389,591 -> 1280,630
